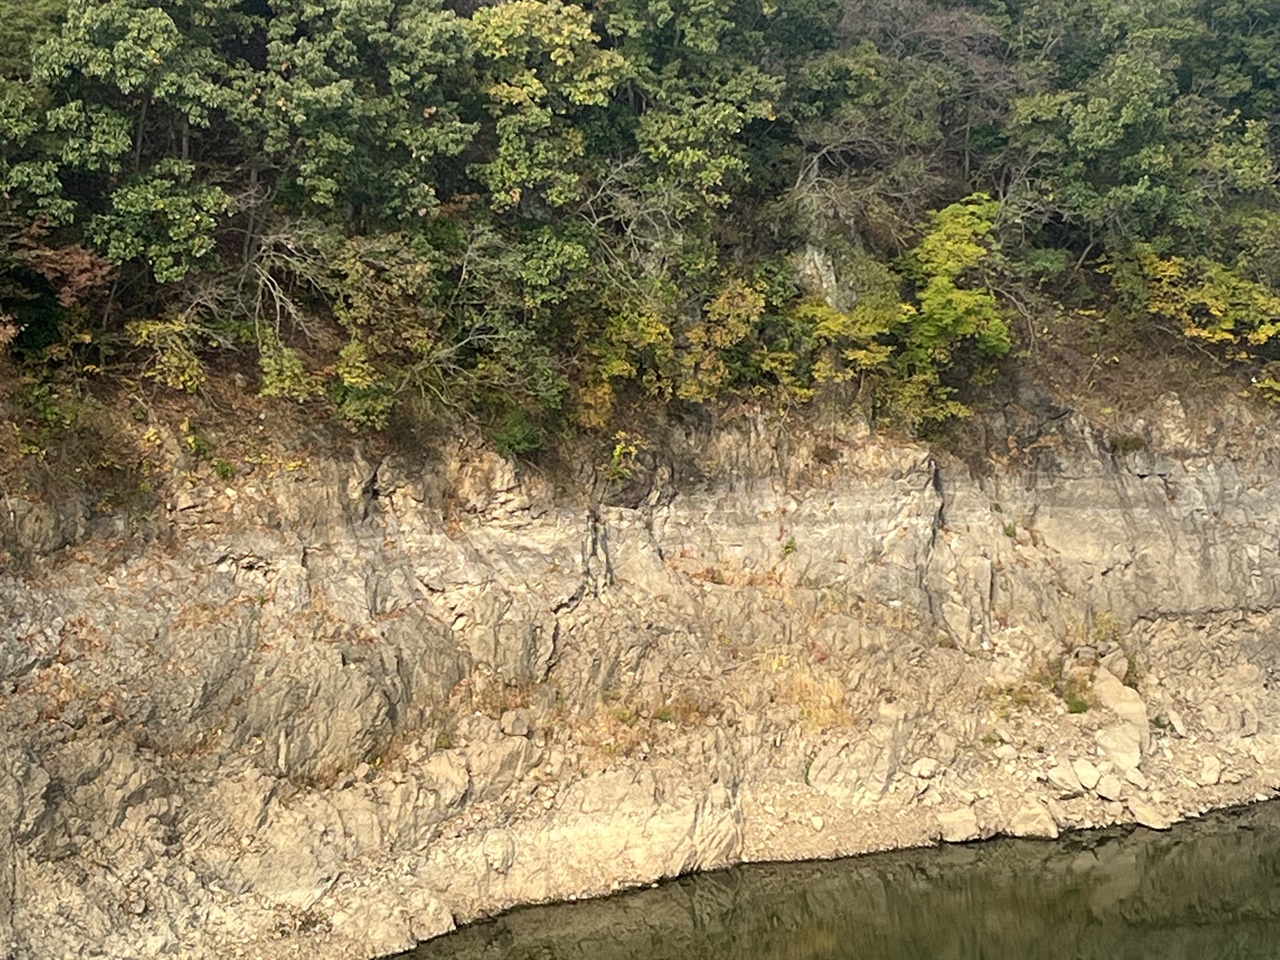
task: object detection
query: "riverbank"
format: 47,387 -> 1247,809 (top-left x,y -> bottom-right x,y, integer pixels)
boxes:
4,380 -> 1280,958
406,801 -> 1280,960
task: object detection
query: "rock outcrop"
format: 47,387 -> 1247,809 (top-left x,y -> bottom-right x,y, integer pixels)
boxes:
421,802 -> 1280,960
2,388 -> 1280,958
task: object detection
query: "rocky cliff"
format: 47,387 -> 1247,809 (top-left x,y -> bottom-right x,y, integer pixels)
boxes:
3,386 -> 1280,958
421,801 -> 1280,960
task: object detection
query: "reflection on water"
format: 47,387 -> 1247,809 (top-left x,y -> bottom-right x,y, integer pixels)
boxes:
404,803 -> 1280,960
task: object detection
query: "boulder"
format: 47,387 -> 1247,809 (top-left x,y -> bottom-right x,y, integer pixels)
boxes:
910,757 -> 942,779
1096,725 -> 1142,773
1095,774 -> 1124,802
1197,755 -> 1222,787
1047,764 -> 1083,796
1006,802 -> 1059,839
1128,798 -> 1172,831
938,808 -> 981,843
1093,670 -> 1149,753
1072,758 -> 1101,791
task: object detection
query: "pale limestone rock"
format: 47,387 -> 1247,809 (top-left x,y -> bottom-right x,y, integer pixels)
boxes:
935,733 -> 959,763
500,708 -> 533,738
1006,802 -> 1059,839
234,824 -> 343,910
1202,702 -> 1235,735
795,245 -> 852,310
422,750 -> 471,809
1198,755 -> 1223,786
1099,648 -> 1129,680
0,759 -> 19,953
1045,797 -> 1066,826
1093,670 -> 1150,752
909,757 -> 942,779
407,892 -> 455,942
482,831 -> 516,875
7,404 -> 1280,959
1047,764 -> 1083,795
1072,758 -> 1101,792
331,897 -> 415,959
1096,724 -> 1142,773
937,808 -> 981,843
466,736 -> 541,803
1241,707 -> 1259,738
1128,798 -> 1172,830
1096,774 -> 1124,802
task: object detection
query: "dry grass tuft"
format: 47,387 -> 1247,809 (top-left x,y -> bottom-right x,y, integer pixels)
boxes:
757,647 -> 853,730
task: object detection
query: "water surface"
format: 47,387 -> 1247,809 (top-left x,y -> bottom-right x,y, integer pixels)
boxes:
405,802 -> 1280,960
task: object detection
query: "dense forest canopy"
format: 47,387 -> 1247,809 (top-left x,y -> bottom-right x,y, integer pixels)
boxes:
2,0 -> 1279,450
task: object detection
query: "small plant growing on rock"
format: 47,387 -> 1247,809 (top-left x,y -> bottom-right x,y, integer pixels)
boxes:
667,691 -> 707,726
472,677 -> 535,719
1090,611 -> 1124,647
609,705 -> 640,727
1064,691 -> 1091,714
1060,673 -> 1094,714
688,566 -> 729,586
180,418 -> 214,459
1110,434 -> 1147,456
605,430 -> 641,480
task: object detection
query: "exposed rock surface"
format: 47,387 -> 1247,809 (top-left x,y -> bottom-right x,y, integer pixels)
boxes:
1007,802 -> 1059,839
420,802 -> 1280,960
938,808 -> 982,843
2,389 -> 1280,958
1128,798 -> 1173,831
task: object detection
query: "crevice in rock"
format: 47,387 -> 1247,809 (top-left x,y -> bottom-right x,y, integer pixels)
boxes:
359,460 -> 384,522
921,458 -> 947,632
583,507 -> 614,598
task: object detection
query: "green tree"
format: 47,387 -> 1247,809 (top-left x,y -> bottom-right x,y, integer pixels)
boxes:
466,0 -> 626,210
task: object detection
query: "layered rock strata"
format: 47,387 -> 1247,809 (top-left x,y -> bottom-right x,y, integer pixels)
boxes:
2,389 -> 1280,958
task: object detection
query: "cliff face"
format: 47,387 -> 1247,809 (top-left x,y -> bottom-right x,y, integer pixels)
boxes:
3,388 -> 1280,958
422,802 -> 1280,960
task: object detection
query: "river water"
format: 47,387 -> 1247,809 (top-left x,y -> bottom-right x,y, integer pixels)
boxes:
403,802 -> 1280,960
